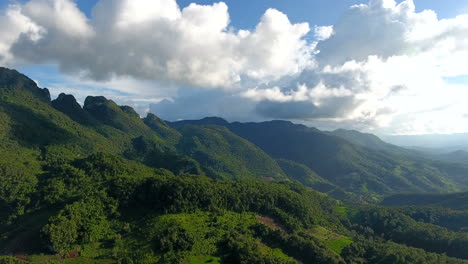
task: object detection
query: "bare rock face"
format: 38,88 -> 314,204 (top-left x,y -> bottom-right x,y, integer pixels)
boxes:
52,93 -> 96,125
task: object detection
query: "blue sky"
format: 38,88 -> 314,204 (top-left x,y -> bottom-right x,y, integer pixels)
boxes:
68,0 -> 468,25
2,0 -> 468,135
10,0 -> 467,81
3,0 -> 465,28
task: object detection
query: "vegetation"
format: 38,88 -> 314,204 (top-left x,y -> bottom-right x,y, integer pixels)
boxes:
170,118 -> 468,202
348,207 -> 468,259
176,125 -> 286,180
3,67 -> 468,263
381,191 -> 468,209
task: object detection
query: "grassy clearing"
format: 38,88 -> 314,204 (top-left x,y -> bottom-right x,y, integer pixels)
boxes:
185,256 -> 221,264
308,226 -> 353,254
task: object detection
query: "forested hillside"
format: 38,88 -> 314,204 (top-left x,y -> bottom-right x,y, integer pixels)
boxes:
169,118 -> 468,202
381,191 -> 468,209
2,67 -> 468,263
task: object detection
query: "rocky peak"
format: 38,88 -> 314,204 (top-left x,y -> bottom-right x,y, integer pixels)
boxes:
0,67 -> 50,102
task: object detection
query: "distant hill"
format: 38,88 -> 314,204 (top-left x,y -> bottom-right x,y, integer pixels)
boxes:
436,150 -> 468,164
381,192 -> 468,210
417,150 -> 468,165
176,124 -> 287,180
170,118 -> 468,200
328,129 -> 416,157
328,129 -> 468,182
328,129 -> 396,152
276,158 -> 359,202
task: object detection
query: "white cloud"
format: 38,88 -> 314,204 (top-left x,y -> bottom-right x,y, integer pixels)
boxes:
2,0 -> 468,134
150,89 -> 260,122
1,0 -> 313,88
238,9 -> 312,81
242,83 -> 352,105
271,0 -> 468,134
242,85 -> 309,103
0,4 -> 43,65
95,0 -> 182,29
22,0 -> 93,37
314,25 -> 333,41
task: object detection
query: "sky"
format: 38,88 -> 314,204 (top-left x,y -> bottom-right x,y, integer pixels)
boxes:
1,0 -> 468,135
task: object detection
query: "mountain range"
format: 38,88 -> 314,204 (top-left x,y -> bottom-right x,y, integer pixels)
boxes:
168,117 -> 468,202
2,67 -> 468,263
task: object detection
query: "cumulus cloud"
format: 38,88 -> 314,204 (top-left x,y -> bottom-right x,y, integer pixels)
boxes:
314,26 -> 333,41
150,89 -> 260,121
316,0 -> 468,69
242,0 -> 468,134
1,0 -> 312,88
2,0 -> 468,134
0,4 -> 43,65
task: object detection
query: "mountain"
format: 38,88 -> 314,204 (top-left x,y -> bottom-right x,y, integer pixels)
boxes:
176,124 -> 287,180
170,118 -> 467,201
381,191 -> 468,210
1,67 -> 290,183
275,159 -> 359,202
0,68 -> 348,263
0,67 -> 50,102
329,129 -> 468,183
435,150 -> 468,164
143,113 -> 182,145
328,129 -> 396,152
413,149 -> 468,166
328,129 -> 417,157
4,67 -> 468,263
51,93 -> 97,126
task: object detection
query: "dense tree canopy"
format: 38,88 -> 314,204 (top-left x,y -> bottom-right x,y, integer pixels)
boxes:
2,67 -> 468,263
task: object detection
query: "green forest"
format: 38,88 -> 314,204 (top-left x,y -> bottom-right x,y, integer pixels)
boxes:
2,67 -> 468,263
